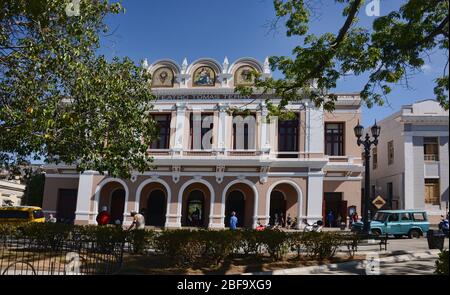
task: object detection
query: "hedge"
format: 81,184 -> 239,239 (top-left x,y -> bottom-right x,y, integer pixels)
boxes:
0,224 -> 358,267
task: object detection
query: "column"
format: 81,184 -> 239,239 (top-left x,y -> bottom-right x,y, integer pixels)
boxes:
305,102 -> 324,154
306,172 -> 324,224
259,102 -> 270,155
74,170 -> 98,225
172,102 -> 186,155
216,103 -> 228,154
403,134 -> 415,209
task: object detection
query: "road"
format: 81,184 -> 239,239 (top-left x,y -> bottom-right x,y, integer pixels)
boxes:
246,237 -> 448,275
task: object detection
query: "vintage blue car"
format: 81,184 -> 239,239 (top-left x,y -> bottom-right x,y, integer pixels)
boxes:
352,210 -> 429,238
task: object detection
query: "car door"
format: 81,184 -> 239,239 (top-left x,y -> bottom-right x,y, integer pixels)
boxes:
386,213 -> 402,235
399,212 -> 413,234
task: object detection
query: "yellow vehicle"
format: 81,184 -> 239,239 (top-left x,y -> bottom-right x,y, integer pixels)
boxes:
0,206 -> 45,224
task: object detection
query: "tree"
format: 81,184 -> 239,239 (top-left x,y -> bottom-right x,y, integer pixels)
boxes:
239,0 -> 449,113
1,0 -> 157,179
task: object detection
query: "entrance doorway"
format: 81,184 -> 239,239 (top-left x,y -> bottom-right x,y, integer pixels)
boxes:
57,189 -> 78,224
186,190 -> 205,227
425,179 -> 440,205
110,189 -> 125,224
269,190 -> 286,226
323,193 -> 347,227
147,190 -> 166,226
225,190 -> 245,228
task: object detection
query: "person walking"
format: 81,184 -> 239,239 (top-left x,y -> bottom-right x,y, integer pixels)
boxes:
229,211 -> 238,230
326,210 -> 335,227
286,213 -> 292,229
96,206 -> 111,226
128,210 -> 145,230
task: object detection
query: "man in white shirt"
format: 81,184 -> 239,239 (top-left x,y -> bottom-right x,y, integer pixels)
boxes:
128,210 -> 145,230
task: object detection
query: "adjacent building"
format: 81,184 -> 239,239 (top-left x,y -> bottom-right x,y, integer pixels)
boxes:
41,57 -> 363,228
365,99 -> 449,223
0,179 -> 25,207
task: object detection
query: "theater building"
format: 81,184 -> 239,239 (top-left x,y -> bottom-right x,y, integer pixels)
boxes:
42,57 -> 363,228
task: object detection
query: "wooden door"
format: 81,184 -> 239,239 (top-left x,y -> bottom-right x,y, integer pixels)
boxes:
425,181 -> 440,205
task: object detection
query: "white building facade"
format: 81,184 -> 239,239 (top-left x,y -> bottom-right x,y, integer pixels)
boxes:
42,57 -> 363,228
365,100 -> 449,223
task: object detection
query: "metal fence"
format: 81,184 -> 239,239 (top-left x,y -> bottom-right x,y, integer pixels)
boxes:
0,232 -> 124,275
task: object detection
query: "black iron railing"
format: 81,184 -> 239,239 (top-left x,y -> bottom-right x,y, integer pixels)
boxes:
0,231 -> 124,275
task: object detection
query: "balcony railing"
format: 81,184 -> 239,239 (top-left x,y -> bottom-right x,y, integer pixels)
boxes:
183,150 -> 215,157
424,154 -> 439,161
227,150 -> 260,157
148,149 -> 171,156
327,156 -> 349,162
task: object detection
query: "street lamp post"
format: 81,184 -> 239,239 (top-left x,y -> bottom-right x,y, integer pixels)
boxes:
354,120 -> 381,235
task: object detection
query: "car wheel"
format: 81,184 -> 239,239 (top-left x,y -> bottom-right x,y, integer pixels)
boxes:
371,229 -> 381,236
408,229 -> 421,239
394,235 -> 403,239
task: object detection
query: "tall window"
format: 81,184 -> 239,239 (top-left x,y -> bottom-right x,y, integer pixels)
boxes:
278,114 -> 299,158
387,140 -> 394,165
372,147 -> 378,169
424,137 -> 439,161
190,113 -> 214,150
232,114 -> 256,150
387,182 -> 393,209
150,114 -> 171,149
325,123 -> 344,156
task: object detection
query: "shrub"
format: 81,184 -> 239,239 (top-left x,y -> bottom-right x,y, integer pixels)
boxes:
301,232 -> 343,260
258,229 -> 289,261
288,232 -> 304,258
237,229 -> 263,256
126,229 -> 155,255
200,230 -> 239,265
435,250 -> 449,275
20,223 -> 72,251
154,230 -> 204,267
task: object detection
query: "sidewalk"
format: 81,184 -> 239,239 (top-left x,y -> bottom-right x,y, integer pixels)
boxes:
243,250 -> 441,275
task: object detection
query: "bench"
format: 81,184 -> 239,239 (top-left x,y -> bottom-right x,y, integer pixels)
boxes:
343,233 -> 388,255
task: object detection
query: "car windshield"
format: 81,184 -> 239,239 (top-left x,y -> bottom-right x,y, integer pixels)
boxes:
373,212 -> 388,222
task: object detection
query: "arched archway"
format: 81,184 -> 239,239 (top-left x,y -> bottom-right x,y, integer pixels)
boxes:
94,178 -> 129,219
266,180 -> 304,228
135,178 -> 171,227
225,190 -> 246,228
179,179 -> 214,228
222,181 -> 257,228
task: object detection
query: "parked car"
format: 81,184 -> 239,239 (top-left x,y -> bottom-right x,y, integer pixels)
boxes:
0,206 -> 46,225
351,210 -> 429,238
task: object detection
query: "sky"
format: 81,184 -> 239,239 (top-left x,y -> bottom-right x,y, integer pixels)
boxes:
98,0 -> 448,127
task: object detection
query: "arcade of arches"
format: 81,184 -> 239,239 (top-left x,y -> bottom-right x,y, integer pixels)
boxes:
48,173 -> 361,229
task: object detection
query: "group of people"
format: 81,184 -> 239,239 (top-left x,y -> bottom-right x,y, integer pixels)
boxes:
228,211 -> 300,231
95,206 -> 145,230
325,210 -> 359,228
270,213 -> 297,229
